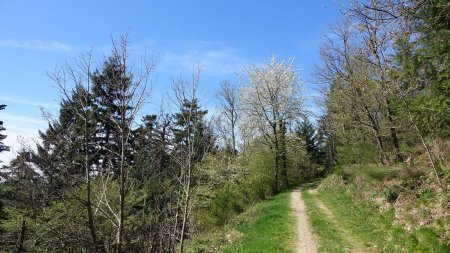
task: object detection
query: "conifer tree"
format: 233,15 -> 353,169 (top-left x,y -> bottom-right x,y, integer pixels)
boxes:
34,85 -> 97,194
396,0 -> 450,137
173,98 -> 212,164
0,104 -> 10,157
296,117 -> 324,165
92,55 -> 135,174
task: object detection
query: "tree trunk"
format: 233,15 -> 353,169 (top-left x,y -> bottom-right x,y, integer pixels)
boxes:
117,161 -> 125,253
274,150 -> 279,194
231,120 -> 237,156
386,99 -> 403,162
15,220 -> 26,253
179,164 -> 191,253
85,118 -> 100,252
373,126 -> 389,165
117,98 -> 127,253
365,110 -> 390,165
273,125 -> 280,194
405,105 -> 442,186
86,174 -> 99,252
279,120 -> 288,188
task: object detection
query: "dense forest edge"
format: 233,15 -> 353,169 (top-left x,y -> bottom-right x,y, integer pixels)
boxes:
0,0 -> 449,252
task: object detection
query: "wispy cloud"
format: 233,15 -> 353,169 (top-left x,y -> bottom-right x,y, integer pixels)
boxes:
1,113 -> 47,127
162,47 -> 248,76
0,39 -> 72,51
0,95 -> 57,108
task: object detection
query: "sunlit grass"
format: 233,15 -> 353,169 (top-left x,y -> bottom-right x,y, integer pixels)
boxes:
317,188 -> 450,253
302,190 -> 348,253
222,191 -> 295,253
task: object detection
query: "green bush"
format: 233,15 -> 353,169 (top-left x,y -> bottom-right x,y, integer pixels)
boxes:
193,146 -> 274,229
209,187 -> 244,226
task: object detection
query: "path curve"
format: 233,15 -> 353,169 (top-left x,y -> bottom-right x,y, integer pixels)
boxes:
291,190 -> 318,253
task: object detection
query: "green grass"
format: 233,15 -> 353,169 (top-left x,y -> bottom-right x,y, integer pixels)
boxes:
317,188 -> 450,253
302,190 -> 348,253
222,191 -> 295,253
186,191 -> 296,253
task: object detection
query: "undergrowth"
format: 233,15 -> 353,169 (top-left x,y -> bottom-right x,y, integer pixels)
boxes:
316,164 -> 449,252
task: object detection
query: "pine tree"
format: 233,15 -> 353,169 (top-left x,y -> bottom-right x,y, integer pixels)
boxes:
92,56 -> 135,174
0,104 -> 10,233
0,149 -> 42,253
34,85 -> 97,193
396,0 -> 450,137
131,114 -> 177,252
0,104 -> 10,156
296,117 -> 324,165
134,114 -> 171,175
173,98 -> 212,164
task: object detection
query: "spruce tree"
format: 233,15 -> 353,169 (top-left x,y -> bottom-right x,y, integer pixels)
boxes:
296,117 -> 324,165
131,114 -> 176,252
397,0 -> 450,137
92,56 -> 135,174
34,85 -> 97,192
173,99 -> 213,164
0,104 -> 10,156
0,104 -> 9,232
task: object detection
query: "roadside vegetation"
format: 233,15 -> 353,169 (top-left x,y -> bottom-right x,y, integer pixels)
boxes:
304,165 -> 449,253
187,191 -> 295,253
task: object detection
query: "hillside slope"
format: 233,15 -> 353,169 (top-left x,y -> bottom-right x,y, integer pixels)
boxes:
304,165 -> 449,253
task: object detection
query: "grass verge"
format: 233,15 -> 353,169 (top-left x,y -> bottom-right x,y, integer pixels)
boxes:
317,188 -> 449,252
187,191 -> 295,252
222,191 -> 295,253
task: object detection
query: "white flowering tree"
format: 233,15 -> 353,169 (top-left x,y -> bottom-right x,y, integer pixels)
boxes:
240,56 -> 303,192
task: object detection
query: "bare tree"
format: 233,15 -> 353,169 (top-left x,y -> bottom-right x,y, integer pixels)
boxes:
97,34 -> 154,253
216,80 -> 240,155
50,49 -> 103,252
349,0 -> 404,162
169,69 -> 213,253
315,20 -> 395,164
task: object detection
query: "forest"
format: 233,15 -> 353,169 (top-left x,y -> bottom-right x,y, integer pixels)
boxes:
0,0 -> 449,252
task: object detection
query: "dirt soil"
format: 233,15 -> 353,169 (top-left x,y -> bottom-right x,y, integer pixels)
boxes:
291,190 -> 318,253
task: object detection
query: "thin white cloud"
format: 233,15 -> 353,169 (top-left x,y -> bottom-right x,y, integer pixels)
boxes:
162,47 -> 248,76
1,113 -> 47,127
0,39 -> 72,51
0,95 -> 57,108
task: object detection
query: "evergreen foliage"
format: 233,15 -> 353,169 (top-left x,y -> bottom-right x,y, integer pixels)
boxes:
396,0 -> 450,137
0,104 -> 9,155
296,117 -> 324,165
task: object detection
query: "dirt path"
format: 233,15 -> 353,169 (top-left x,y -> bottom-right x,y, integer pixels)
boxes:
291,190 -> 318,253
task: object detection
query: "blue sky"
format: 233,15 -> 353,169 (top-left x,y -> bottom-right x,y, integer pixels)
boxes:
0,0 -> 347,164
